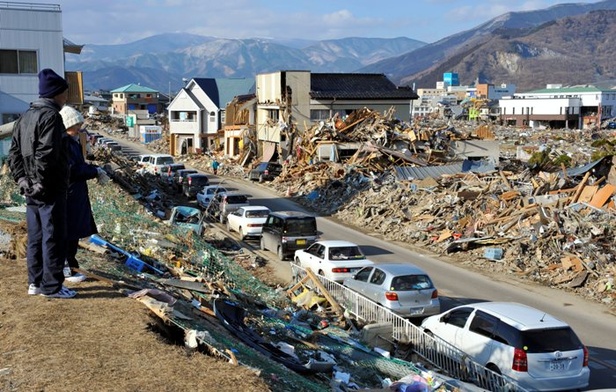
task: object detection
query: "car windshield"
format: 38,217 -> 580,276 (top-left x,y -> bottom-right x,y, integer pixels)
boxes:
391,274 -> 433,291
246,209 -> 269,218
329,246 -> 365,260
518,327 -> 583,353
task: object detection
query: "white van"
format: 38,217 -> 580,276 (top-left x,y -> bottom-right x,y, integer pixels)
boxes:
141,154 -> 175,176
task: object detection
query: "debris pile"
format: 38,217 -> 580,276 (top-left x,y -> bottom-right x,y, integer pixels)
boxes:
81,110 -> 616,310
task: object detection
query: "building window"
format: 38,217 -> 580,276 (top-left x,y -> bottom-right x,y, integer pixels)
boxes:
0,49 -> 37,74
310,109 -> 330,121
267,109 -> 279,122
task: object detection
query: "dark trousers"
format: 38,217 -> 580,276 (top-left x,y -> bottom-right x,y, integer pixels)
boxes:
26,192 -> 67,295
66,239 -> 80,269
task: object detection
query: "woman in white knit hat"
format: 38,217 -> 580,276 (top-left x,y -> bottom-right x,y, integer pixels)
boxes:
60,106 -> 107,282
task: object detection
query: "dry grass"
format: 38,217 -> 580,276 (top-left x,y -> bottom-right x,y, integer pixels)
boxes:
0,257 -> 271,392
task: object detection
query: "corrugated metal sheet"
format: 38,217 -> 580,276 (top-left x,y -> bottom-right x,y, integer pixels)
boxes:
394,159 -> 496,180
394,163 -> 463,180
560,157 -> 605,178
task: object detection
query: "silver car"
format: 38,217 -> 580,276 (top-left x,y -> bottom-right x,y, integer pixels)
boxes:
343,263 -> 440,318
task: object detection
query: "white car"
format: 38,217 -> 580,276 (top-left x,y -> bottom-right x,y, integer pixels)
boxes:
196,185 -> 227,209
421,302 -> 590,391
226,206 -> 271,240
293,240 -> 374,282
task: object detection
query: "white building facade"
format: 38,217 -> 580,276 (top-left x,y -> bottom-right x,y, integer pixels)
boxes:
0,2 -> 65,124
498,86 -> 616,129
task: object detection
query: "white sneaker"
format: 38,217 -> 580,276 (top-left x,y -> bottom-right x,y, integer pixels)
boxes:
28,284 -> 41,295
65,272 -> 87,283
41,286 -> 77,299
63,265 -> 72,278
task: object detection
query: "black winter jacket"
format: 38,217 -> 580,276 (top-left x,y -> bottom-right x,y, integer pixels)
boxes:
8,98 -> 69,198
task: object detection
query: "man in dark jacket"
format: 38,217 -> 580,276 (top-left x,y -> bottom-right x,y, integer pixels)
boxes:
8,68 -> 76,299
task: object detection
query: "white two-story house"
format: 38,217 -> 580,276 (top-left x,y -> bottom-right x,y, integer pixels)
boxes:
168,78 -> 254,155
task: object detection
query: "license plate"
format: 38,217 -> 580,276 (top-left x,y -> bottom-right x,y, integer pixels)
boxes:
296,239 -> 306,245
548,362 -> 566,371
410,308 -> 424,315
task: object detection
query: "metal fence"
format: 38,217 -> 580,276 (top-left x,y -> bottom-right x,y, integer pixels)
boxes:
290,263 -> 531,392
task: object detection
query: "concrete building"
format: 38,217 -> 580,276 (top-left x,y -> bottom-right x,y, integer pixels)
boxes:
476,83 -> 516,100
110,84 -> 159,115
498,85 -> 616,129
0,2 -> 83,125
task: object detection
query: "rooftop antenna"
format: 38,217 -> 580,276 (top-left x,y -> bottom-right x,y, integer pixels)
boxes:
540,313 -> 546,322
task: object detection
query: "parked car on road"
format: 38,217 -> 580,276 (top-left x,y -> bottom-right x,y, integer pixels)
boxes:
173,169 -> 198,191
420,302 -> 590,391
161,163 -> 186,181
208,192 -> 249,224
142,154 -> 175,176
196,185 -> 228,209
248,161 -> 283,182
343,263 -> 440,318
260,211 -> 317,261
226,206 -> 271,240
182,173 -> 209,198
294,240 -> 373,282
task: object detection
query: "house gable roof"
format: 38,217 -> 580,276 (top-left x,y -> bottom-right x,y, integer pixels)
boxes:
310,73 -> 418,100
192,78 -> 255,109
111,83 -> 158,93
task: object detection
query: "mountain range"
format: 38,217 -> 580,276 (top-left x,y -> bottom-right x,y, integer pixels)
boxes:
66,0 -> 616,94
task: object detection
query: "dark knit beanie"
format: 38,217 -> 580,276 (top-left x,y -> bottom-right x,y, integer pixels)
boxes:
38,68 -> 69,98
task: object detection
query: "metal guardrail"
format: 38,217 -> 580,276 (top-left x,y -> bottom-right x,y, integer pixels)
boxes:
290,263 -> 531,392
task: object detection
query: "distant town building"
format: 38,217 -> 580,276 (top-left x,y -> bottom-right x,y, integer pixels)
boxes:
110,84 -> 159,115
498,85 -> 616,129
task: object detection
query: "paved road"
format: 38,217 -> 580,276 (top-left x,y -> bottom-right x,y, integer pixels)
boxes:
102,135 -> 616,390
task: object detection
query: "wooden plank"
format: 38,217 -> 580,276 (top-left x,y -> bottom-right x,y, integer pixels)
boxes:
569,171 -> 591,205
589,184 -> 616,208
577,185 -> 598,203
304,268 -> 344,319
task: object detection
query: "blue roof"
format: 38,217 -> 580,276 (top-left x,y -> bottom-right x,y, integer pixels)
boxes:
192,78 -> 255,108
110,83 -> 158,93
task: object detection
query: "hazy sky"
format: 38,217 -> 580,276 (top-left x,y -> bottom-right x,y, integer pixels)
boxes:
32,0 -> 602,45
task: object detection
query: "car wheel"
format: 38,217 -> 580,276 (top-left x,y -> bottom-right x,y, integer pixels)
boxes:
277,246 -> 285,261
479,364 -> 503,390
260,237 -> 266,251
238,227 -> 245,241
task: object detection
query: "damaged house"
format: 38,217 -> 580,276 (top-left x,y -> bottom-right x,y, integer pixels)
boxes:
253,71 -> 419,163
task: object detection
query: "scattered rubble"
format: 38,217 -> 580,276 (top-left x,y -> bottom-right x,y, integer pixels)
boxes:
88,108 -> 616,310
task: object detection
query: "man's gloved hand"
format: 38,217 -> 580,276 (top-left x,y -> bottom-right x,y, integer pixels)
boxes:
25,182 -> 44,198
96,167 -> 110,185
17,177 -> 30,195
